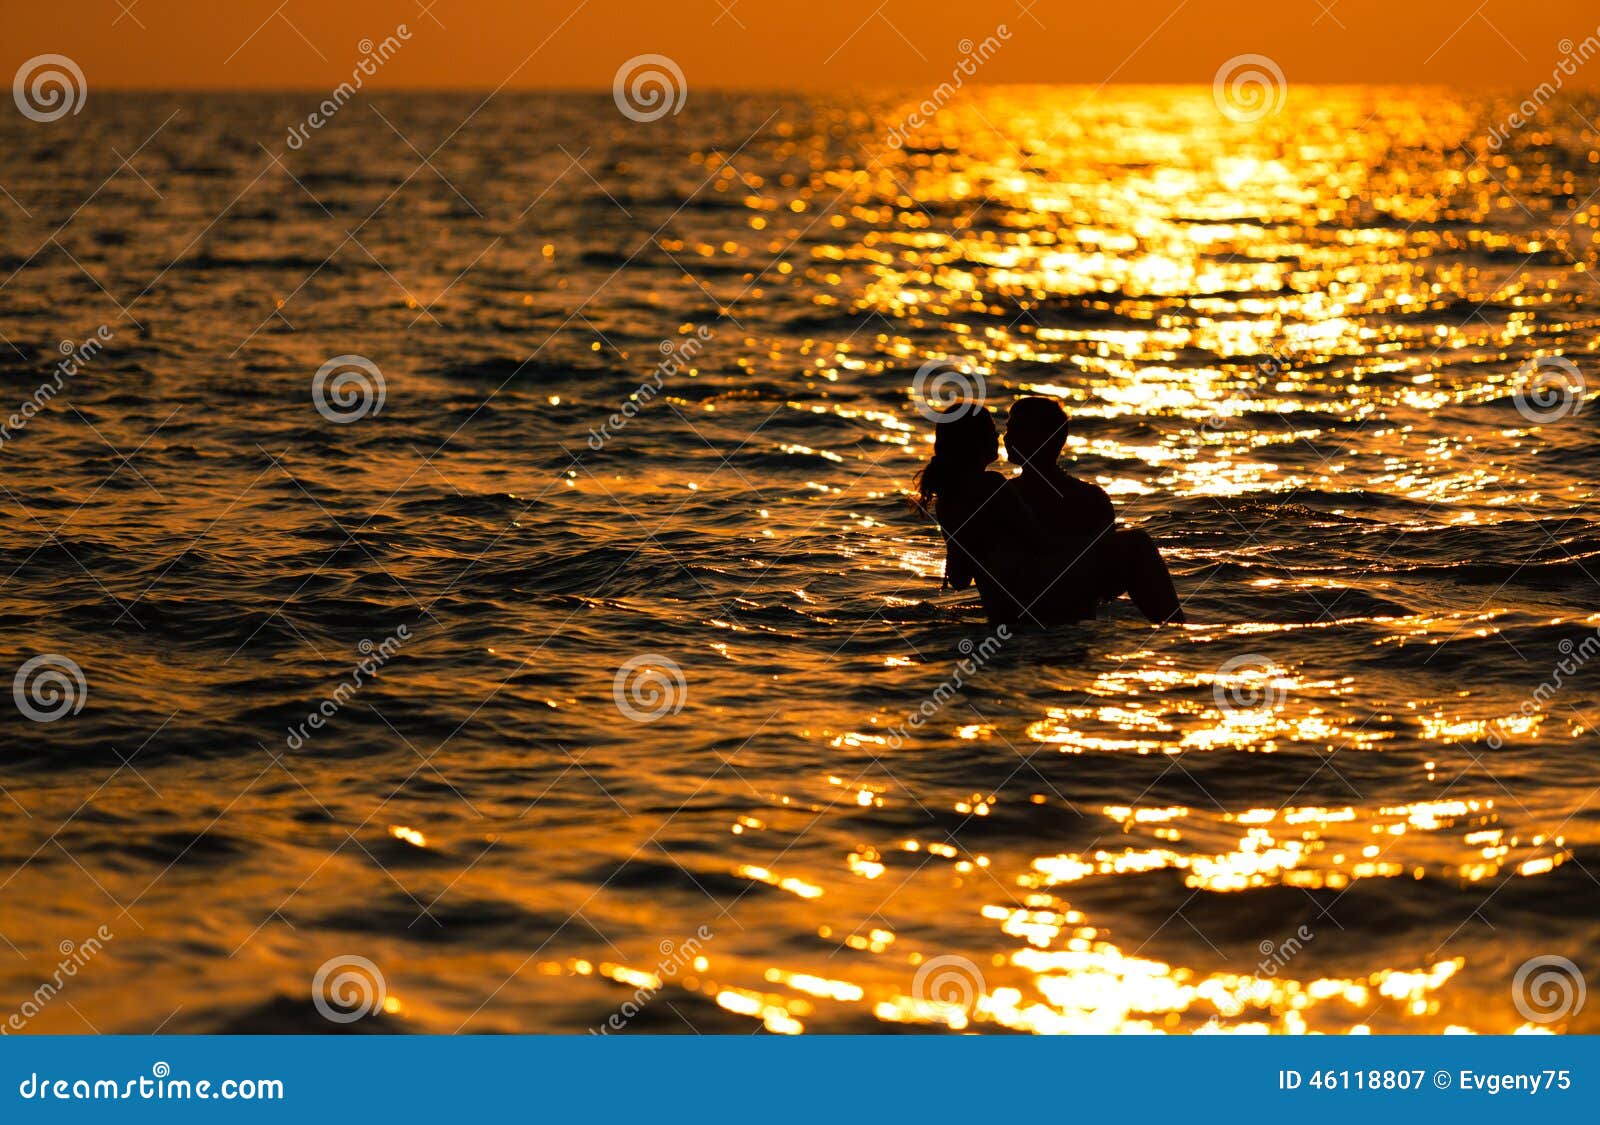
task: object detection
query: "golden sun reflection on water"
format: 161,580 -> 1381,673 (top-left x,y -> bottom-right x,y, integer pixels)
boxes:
536,87 -> 1600,1035
560,784 -> 1573,1034
15,88 -> 1595,1037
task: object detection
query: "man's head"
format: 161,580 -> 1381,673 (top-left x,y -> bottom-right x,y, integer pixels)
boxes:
1005,396 -> 1069,471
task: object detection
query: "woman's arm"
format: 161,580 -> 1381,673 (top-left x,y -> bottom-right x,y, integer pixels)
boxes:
944,530 -> 975,590
936,473 -> 1012,594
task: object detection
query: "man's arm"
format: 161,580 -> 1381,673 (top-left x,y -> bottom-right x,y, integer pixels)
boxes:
1091,482 -> 1116,532
1063,475 -> 1115,533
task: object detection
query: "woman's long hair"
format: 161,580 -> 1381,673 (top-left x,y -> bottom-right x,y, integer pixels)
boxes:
913,403 -> 996,511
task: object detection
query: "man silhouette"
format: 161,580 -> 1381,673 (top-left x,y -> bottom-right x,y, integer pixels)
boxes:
1001,396 -> 1186,624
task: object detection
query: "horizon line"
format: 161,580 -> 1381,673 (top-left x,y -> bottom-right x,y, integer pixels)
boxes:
78,80 -> 1515,94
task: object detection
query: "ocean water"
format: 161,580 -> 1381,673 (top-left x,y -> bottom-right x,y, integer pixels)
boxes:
1,87 -> 1597,1034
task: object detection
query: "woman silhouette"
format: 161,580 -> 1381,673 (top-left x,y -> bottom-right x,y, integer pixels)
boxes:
914,403 -> 1037,624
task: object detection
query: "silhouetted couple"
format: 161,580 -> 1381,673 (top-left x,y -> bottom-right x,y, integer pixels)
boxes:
917,397 -> 1185,627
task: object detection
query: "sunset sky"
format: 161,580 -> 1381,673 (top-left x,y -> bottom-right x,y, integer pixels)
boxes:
7,0 -> 1600,90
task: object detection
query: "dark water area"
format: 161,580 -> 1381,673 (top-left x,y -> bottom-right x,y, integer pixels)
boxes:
1,87 -> 1597,1033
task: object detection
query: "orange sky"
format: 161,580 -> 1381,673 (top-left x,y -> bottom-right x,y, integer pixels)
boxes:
7,0 -> 1600,89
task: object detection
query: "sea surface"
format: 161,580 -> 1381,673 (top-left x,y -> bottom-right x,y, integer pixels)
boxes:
2,87 -> 1598,1034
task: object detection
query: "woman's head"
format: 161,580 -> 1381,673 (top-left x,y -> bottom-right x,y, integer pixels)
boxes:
914,403 -> 998,508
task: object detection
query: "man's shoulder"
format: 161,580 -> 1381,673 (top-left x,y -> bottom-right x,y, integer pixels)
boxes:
1060,471 -> 1111,500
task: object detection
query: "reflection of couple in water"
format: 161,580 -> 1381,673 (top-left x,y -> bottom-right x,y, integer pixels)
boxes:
917,396 -> 1186,627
